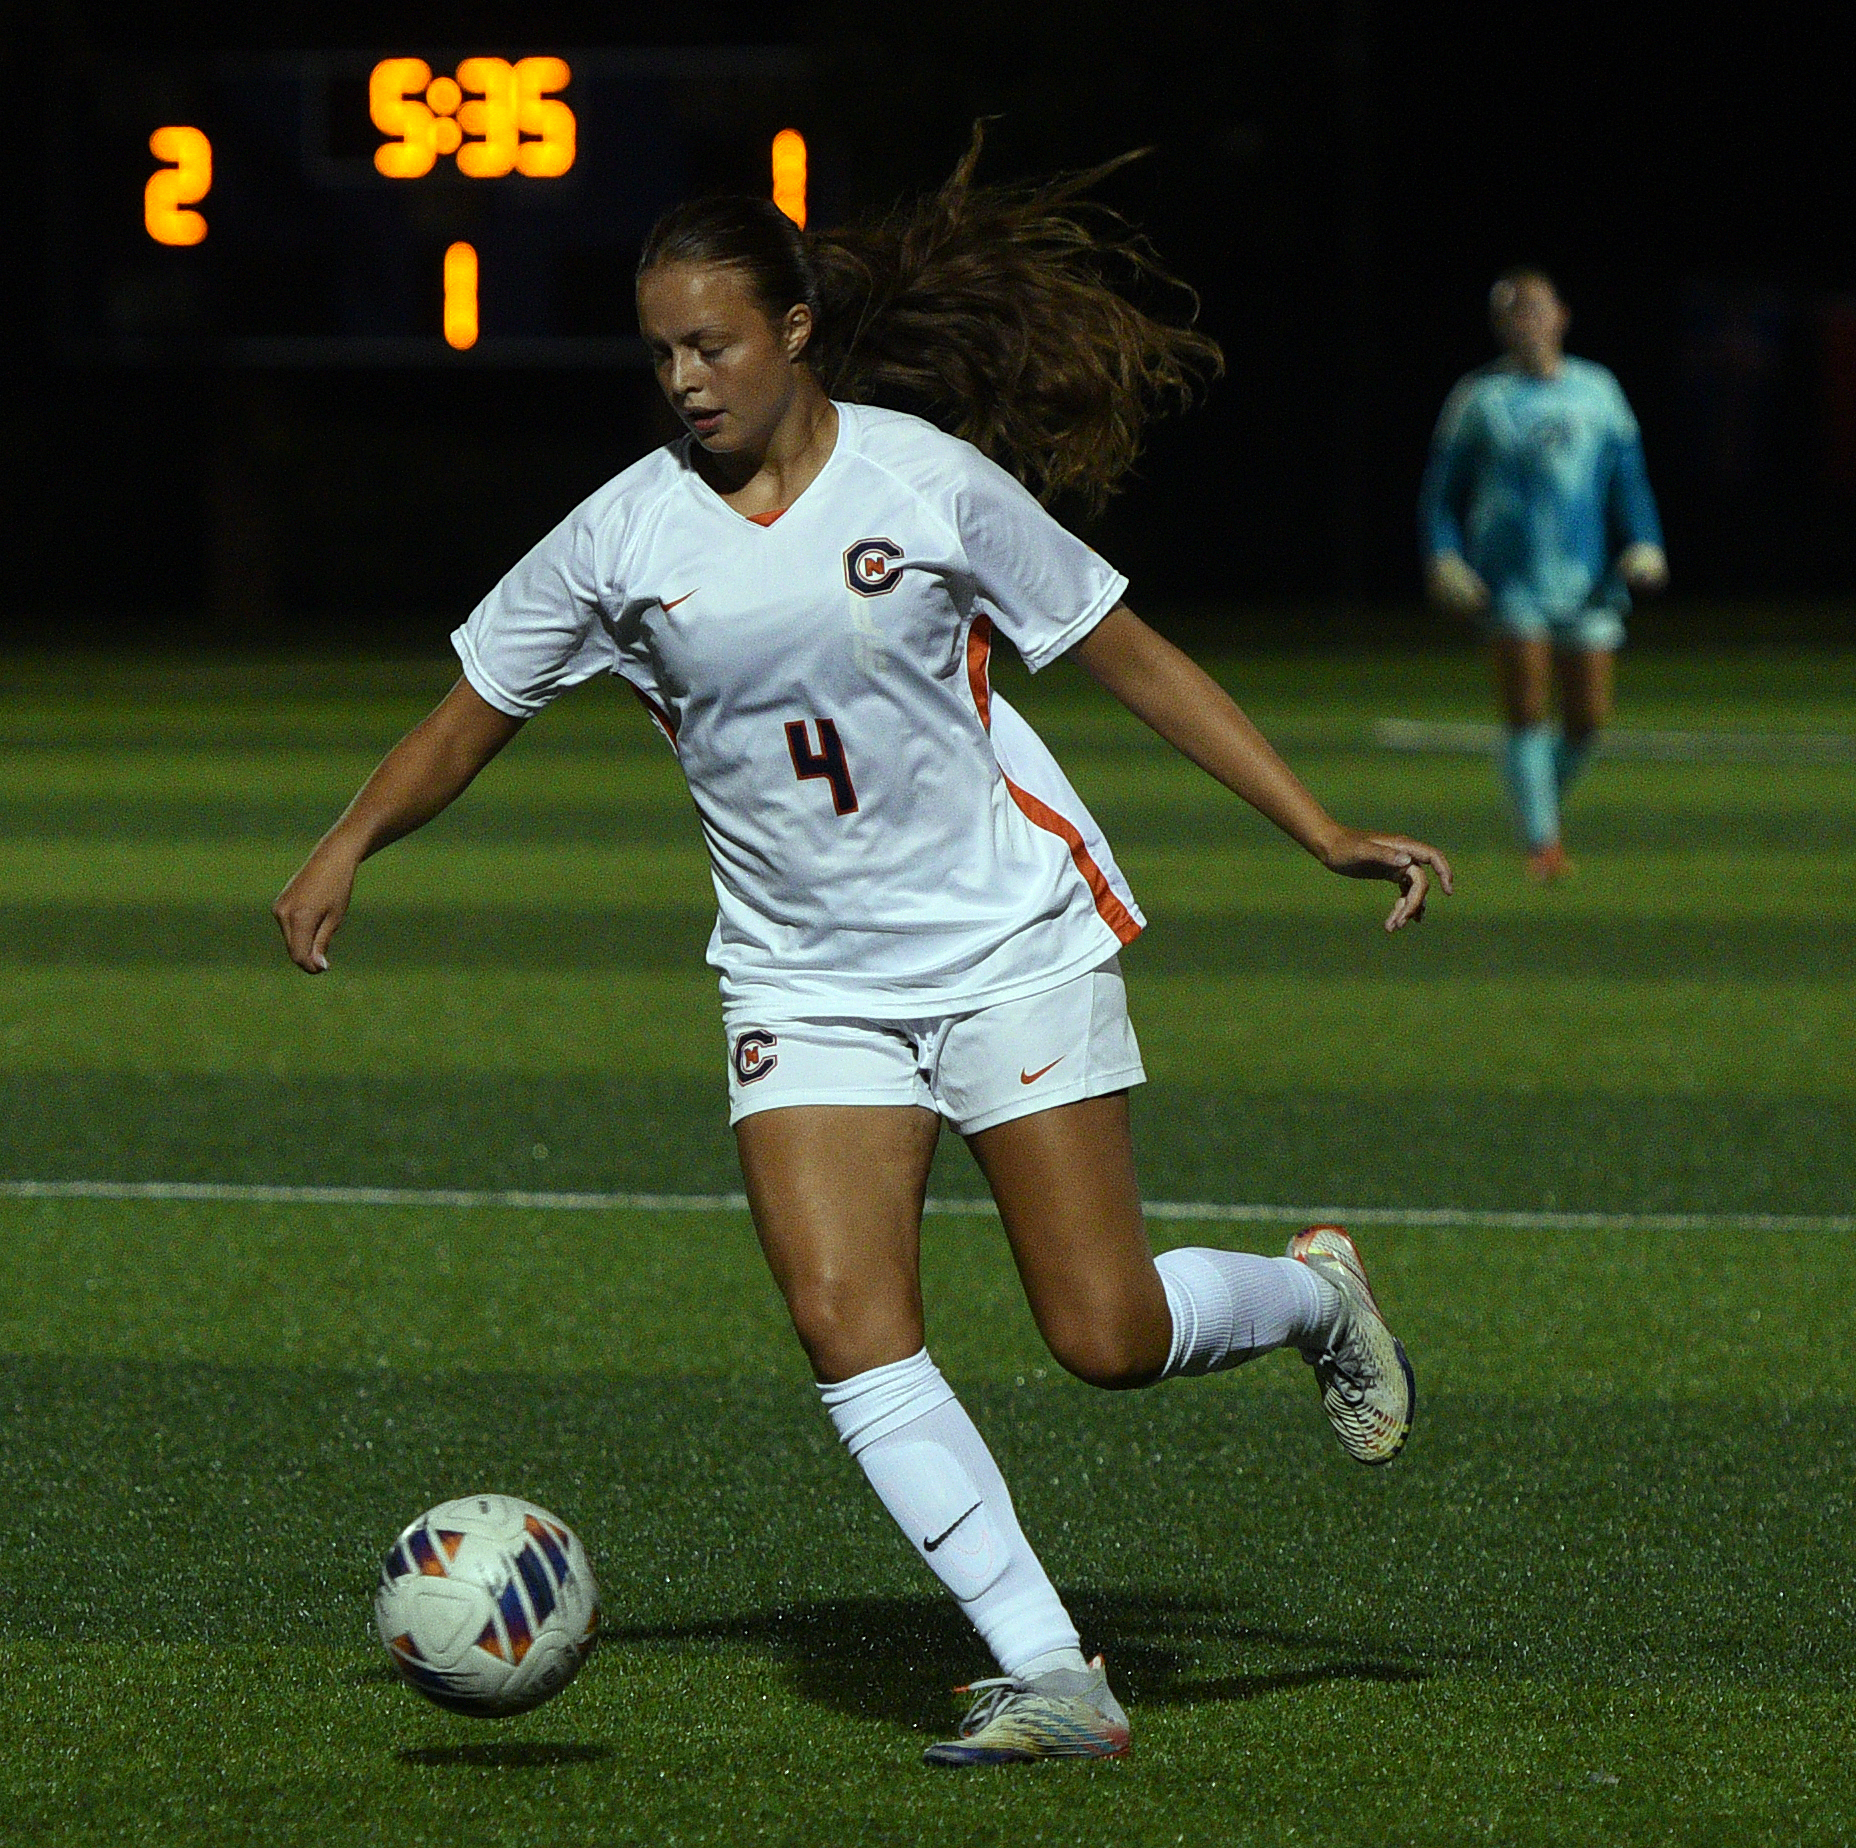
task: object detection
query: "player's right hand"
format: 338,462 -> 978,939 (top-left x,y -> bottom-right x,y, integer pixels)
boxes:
1425,552 -> 1489,616
272,844 -> 360,973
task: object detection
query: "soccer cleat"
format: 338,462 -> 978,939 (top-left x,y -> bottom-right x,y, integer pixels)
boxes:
1286,1224 -> 1415,1465
1525,841 -> 1575,883
922,1656 -> 1130,1767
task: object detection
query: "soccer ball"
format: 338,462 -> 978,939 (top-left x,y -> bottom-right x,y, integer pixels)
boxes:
374,1494 -> 600,1717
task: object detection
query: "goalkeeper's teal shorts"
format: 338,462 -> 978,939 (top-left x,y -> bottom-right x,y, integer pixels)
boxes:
1483,602 -> 1626,653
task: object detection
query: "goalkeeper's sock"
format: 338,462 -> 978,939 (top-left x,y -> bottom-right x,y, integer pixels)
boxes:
1554,727 -> 1597,797
1501,724 -> 1560,849
1154,1246 -> 1339,1375
819,1349 -> 1085,1678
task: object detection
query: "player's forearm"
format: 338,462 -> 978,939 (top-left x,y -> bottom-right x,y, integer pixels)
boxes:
1611,437 -> 1664,550
319,678 -> 524,864
1418,450 -> 1468,563
1072,607 -> 1344,861
318,741 -> 466,865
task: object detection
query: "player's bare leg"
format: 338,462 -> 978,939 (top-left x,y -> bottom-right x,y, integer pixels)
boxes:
965,1092 -> 1170,1386
1555,644 -> 1614,737
736,1103 -> 1123,1761
1492,634 -> 1570,879
1555,646 -> 1613,779
1493,633 -> 1553,730
736,1103 -> 938,1381
968,1092 -> 1410,1458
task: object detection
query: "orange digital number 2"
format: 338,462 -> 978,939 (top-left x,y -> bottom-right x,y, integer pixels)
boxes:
145,127 -> 211,245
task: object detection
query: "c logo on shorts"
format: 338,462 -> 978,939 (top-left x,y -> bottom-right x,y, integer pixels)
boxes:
844,538 -> 904,597
733,1029 -> 779,1084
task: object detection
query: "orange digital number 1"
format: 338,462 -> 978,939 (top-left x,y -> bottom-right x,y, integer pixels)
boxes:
145,127 -> 211,245
444,242 -> 479,350
771,130 -> 806,228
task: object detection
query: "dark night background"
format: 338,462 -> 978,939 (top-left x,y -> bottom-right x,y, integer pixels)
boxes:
7,0 -> 1855,648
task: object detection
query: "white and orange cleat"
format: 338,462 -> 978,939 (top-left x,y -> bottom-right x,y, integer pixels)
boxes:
922,1656 -> 1130,1767
1286,1224 -> 1415,1465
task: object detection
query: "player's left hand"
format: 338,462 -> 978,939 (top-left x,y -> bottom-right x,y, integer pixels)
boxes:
1618,542 -> 1668,592
1317,829 -> 1453,932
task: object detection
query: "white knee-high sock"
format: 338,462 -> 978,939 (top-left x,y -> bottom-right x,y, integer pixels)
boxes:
819,1350 -> 1085,1678
1154,1247 -> 1339,1377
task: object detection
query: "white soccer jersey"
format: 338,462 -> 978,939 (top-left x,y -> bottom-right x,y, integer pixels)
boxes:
452,401 -> 1145,1018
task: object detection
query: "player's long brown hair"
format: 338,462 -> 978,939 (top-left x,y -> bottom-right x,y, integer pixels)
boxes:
637,124 -> 1223,513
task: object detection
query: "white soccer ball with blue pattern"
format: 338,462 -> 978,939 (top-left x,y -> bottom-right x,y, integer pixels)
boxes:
374,1494 -> 600,1716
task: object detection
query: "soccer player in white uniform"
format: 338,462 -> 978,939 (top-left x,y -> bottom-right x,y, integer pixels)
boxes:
1421,268 -> 1668,880
275,140 -> 1453,1767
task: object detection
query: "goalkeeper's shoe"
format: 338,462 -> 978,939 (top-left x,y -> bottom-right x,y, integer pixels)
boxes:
1286,1224 -> 1415,1465
1525,841 -> 1575,884
922,1656 -> 1130,1767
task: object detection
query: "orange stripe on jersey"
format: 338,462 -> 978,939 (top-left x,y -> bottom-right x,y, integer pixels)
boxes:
1003,776 -> 1143,945
625,680 -> 679,747
966,614 -> 993,730
746,508 -> 786,526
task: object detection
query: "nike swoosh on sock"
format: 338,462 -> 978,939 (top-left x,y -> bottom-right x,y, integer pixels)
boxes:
924,1502 -> 983,1552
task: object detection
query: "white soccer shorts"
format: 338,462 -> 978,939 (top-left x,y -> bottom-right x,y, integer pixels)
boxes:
723,959 -> 1146,1136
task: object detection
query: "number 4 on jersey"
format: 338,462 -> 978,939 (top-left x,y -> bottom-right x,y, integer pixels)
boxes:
785,719 -> 859,815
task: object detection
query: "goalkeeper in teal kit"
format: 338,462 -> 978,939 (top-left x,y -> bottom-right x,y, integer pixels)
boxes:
1420,269 -> 1667,879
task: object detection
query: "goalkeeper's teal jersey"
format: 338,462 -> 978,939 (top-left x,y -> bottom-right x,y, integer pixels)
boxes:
1419,356 -> 1662,624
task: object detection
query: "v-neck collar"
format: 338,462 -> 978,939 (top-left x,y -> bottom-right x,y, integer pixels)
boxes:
685,401 -> 848,530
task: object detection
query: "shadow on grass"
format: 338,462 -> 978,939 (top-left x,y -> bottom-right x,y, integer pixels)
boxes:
1172,1663 -> 1429,1701
398,1742 -> 613,1769
602,1589 -> 1430,1728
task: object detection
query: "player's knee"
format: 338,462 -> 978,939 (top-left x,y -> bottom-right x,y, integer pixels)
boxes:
784,1269 -> 918,1379
785,1278 -> 863,1364
1042,1303 -> 1168,1391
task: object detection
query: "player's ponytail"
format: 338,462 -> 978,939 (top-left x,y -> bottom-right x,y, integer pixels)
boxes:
637,124 -> 1223,513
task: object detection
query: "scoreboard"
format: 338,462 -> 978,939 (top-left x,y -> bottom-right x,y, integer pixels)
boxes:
49,48 -> 813,366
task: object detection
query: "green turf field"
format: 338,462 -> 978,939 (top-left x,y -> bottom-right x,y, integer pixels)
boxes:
1,643 -> 1852,1845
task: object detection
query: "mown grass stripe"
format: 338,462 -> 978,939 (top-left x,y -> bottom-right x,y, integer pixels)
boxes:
2,1176 -> 1849,1232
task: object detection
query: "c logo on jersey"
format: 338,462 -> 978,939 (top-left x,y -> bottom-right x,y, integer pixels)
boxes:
733,1029 -> 779,1084
844,537 -> 904,597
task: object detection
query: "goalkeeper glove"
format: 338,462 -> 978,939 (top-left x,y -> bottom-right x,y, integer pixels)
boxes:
1618,542 -> 1668,591
1426,552 -> 1490,616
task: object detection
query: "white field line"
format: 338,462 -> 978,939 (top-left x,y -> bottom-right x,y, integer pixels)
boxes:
1374,717 -> 1856,763
0,1178 -> 1849,1233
